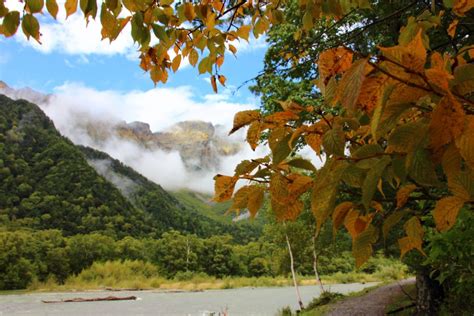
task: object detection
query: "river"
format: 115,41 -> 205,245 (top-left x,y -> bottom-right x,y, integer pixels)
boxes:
0,282 -> 378,316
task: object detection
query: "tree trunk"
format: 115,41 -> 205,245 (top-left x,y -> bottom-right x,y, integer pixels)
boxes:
311,229 -> 325,293
285,228 -> 304,311
416,268 -> 444,315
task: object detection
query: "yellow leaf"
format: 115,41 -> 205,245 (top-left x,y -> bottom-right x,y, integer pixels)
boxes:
448,19 -> 458,38
455,115 -> 474,169
189,49 -> 198,67
46,0 -> 59,19
237,25 -> 251,41
183,2 -> 195,22
171,54 -> 181,73
430,94 -> 465,153
433,196 -> 466,232
230,110 -> 261,135
246,121 -> 262,150
398,216 -> 425,258
210,75 -> 218,93
228,44 -> 237,55
379,30 -> 427,73
65,0 -> 78,18
247,186 -> 265,218
213,174 -> 237,202
357,74 -> 388,113
332,201 -> 354,233
396,184 -> 417,209
264,111 -> 299,125
287,174 -> 313,198
335,58 -> 369,113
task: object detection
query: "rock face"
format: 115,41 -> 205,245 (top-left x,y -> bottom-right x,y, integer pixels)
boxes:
116,120 -> 241,171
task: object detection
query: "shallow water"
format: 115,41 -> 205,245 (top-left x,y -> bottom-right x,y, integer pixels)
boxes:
0,282 -> 378,316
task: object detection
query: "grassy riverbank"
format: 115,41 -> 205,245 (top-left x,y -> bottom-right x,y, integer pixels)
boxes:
17,258 -> 410,293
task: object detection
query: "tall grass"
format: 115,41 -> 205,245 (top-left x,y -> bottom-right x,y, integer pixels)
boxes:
27,256 -> 409,292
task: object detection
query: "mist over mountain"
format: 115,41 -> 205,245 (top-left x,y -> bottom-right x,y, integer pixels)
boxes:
0,82 -> 266,193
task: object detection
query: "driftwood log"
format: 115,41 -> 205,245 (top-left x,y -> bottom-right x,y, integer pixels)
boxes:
42,295 -> 137,303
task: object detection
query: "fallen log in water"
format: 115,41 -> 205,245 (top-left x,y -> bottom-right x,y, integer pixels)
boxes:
42,295 -> 137,303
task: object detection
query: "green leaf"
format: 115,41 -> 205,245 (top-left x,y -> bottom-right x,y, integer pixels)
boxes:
287,158 -> 316,172
234,160 -> 260,176
46,0 -> 59,19
383,210 -> 407,240
342,164 -> 366,188
362,156 -> 390,209
312,159 -> 348,232
80,0 -> 97,18
2,11 -> 20,37
302,11 -> 313,31
198,56 -> 211,74
26,0 -> 44,13
352,224 -> 378,268
272,133 -> 292,165
408,149 -> 439,187
323,126 -> 345,156
21,14 -> 40,43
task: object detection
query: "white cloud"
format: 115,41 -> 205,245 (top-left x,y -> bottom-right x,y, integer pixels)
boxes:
49,82 -> 256,131
33,82 -> 265,193
7,0 -> 266,60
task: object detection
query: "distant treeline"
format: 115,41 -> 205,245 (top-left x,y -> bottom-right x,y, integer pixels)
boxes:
0,228 -> 362,290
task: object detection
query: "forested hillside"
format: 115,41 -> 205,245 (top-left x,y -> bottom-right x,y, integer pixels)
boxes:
79,145 -> 262,241
0,94 -> 261,242
0,94 -> 154,238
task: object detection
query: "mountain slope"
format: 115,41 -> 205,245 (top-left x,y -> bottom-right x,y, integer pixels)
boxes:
0,94 -> 154,238
0,93 -> 262,242
79,146 -> 263,242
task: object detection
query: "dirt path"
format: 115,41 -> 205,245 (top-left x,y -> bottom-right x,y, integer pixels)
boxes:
326,278 -> 416,316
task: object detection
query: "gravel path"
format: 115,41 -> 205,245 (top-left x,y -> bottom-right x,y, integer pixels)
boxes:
326,278 -> 416,316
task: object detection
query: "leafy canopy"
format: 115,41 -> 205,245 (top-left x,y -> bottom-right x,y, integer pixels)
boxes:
2,0 -> 474,267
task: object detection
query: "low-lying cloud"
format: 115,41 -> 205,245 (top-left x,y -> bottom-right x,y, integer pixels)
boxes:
17,82 -> 267,193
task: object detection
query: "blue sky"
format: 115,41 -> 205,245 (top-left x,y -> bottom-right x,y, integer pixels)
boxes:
0,2 -> 268,130
0,34 -> 266,101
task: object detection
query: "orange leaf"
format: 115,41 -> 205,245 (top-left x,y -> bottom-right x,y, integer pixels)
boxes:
318,47 -> 353,83
332,201 -> 354,232
211,75 -> 218,93
305,134 -> 322,155
448,19 -> 459,38
216,55 -> 224,68
396,184 -> 417,209
455,115 -> 474,170
453,0 -> 474,16
430,94 -> 465,153
218,74 -> 226,86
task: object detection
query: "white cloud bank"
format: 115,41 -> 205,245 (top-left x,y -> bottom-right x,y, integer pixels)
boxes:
37,82 -> 268,193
